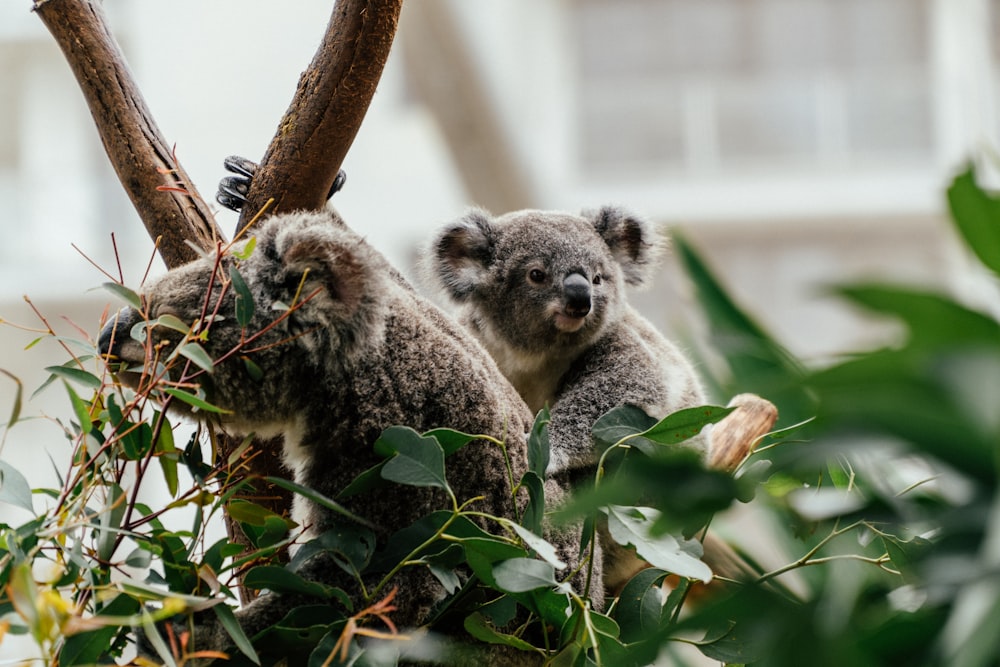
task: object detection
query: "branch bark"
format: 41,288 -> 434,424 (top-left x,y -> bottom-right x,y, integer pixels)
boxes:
236,0 -> 403,234
33,0 -> 223,268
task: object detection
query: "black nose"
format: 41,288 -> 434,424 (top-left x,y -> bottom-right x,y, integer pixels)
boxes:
99,307 -> 140,359
563,273 -> 591,318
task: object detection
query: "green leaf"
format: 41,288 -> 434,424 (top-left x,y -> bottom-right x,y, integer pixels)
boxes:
242,356 -> 264,381
290,524 -> 376,580
229,265 -> 256,329
673,233 -> 812,423
44,365 -> 102,390
423,427 -> 478,456
214,603 -> 260,664
265,476 -> 372,527
528,407 -> 551,478
519,470 -> 545,535
0,368 -> 23,431
101,282 -> 142,309
378,426 -> 450,492
493,558 -> 561,593
605,505 -> 711,583
641,405 -> 735,446
154,414 -> 179,497
97,483 -> 127,562
947,165 -> 1000,277
834,284 -> 1000,350
510,523 -> 566,569
176,342 -> 215,374
464,612 -> 539,651
338,460 -> 388,499
65,382 -> 93,436
613,567 -> 668,644
59,594 -> 140,666
0,461 -> 33,512
233,235 -> 257,261
227,499 -> 288,526
162,388 -> 231,414
154,314 -> 191,334
592,404 -> 658,450
243,565 -> 334,600
426,543 -> 464,594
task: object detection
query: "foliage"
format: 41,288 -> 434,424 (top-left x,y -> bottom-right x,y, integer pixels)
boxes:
2,165 -> 1000,666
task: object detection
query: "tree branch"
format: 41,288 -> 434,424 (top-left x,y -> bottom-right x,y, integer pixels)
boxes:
236,0 -> 403,234
32,0 -> 224,269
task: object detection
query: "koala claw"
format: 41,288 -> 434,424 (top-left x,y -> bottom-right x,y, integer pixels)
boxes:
216,155 -> 347,212
216,155 -> 258,212
217,176 -> 250,211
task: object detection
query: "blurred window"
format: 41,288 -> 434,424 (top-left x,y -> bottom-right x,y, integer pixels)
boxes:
574,0 -> 933,174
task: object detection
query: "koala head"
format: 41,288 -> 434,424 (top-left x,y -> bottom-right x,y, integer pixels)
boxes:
429,205 -> 664,356
99,211 -> 386,432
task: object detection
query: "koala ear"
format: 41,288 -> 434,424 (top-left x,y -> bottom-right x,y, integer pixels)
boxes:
430,208 -> 497,301
282,234 -> 368,315
585,205 -> 664,287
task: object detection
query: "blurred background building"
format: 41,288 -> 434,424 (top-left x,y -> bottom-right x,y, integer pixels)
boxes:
0,0 -> 997,660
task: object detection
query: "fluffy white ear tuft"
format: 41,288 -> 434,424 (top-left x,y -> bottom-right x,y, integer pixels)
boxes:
429,208 -> 497,301
584,205 -> 665,287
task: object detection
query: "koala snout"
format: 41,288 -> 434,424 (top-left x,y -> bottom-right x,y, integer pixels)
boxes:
99,307 -> 142,361
562,273 -> 592,318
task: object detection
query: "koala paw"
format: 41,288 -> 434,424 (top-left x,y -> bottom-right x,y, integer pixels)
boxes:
216,155 -> 258,212
215,155 -> 347,212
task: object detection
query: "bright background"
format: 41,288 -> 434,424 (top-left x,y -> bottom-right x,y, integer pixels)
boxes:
1,1 -> 998,661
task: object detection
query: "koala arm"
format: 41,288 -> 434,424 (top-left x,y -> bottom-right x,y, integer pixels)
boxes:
545,313 -> 705,477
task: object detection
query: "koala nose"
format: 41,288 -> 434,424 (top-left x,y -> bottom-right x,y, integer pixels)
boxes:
563,273 -> 591,318
99,307 -> 140,359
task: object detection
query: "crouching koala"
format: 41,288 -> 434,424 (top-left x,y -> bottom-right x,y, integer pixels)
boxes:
98,210 -> 538,659
427,206 -> 706,592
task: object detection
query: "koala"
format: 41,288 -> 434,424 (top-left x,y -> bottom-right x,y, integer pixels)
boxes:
98,210 -> 539,658
428,206 -> 706,590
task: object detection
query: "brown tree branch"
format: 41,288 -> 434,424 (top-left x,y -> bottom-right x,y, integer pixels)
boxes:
709,393 -> 779,473
236,0 -> 403,234
32,0 -> 224,269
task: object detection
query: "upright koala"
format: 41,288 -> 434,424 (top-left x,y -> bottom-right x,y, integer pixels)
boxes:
428,206 -> 706,589
98,210 -> 536,657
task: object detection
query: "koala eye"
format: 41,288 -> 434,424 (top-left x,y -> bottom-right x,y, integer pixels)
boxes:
528,268 -> 547,284
593,274 -> 603,286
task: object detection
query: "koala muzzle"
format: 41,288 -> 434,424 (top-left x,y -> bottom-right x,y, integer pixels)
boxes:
562,273 -> 592,318
98,307 -> 143,361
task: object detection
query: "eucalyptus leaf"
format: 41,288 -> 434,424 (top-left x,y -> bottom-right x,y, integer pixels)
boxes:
44,365 -> 102,390
464,612 -> 539,651
176,342 -> 215,374
641,405 -> 735,446
947,165 -> 1000,278
229,265 -> 256,328
528,407 -> 551,478
162,388 -> 231,414
0,368 -> 22,431
101,282 -> 142,309
243,565 -> 333,600
0,461 -> 33,512
493,558 -> 561,593
510,523 -> 566,569
265,476 -> 372,527
613,567 -> 668,644
214,603 -> 261,664
605,505 -> 711,583
378,426 -> 450,492
423,427 -> 478,456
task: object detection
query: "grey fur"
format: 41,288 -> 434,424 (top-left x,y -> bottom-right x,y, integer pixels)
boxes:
427,205 -> 706,591
100,210 -> 548,658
